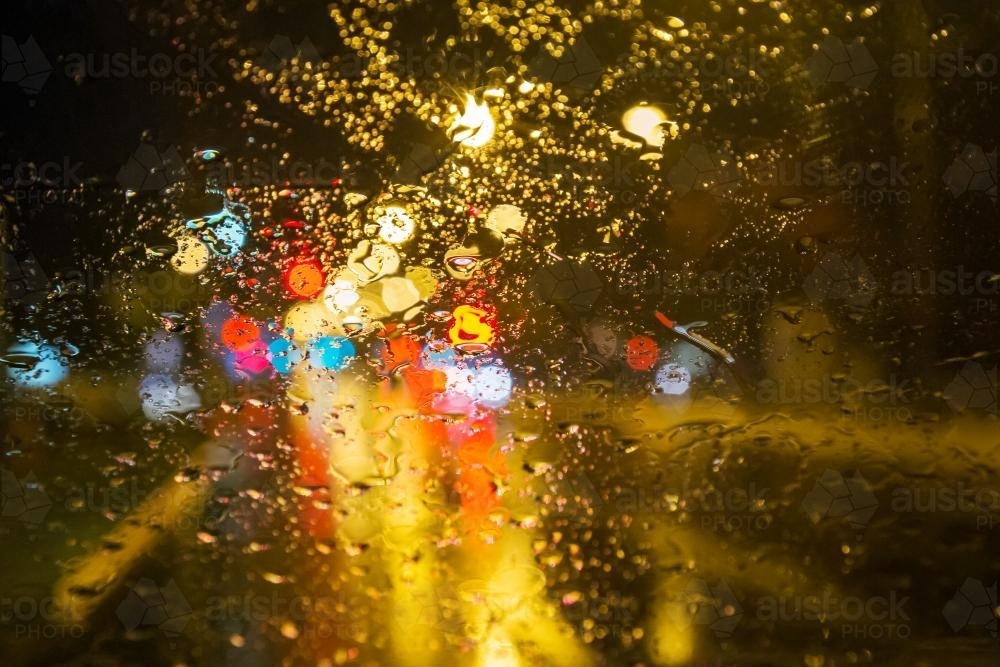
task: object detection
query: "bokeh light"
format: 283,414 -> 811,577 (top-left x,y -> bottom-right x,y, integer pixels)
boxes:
221,315 -> 261,352
475,364 -> 514,408
625,335 -> 659,371
267,337 -> 303,375
654,362 -> 692,396
283,258 -> 326,299
138,374 -> 202,421
308,335 -> 356,371
4,340 -> 69,388
449,94 -> 496,148
170,235 -> 211,275
448,305 -> 496,353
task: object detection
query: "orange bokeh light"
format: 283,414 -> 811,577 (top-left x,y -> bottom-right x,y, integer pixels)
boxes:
283,258 -> 325,299
379,334 -> 423,374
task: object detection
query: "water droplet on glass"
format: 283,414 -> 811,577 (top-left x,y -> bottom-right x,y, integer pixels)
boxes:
0,353 -> 40,370
146,244 -> 178,259
773,195 -> 810,210
194,148 -> 223,162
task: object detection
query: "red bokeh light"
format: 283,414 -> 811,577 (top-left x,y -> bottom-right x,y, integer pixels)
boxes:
625,334 -> 659,371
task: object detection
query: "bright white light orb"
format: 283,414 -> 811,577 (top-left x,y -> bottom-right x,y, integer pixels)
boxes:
475,365 -> 513,408
376,206 -> 416,244
449,95 -> 496,148
485,204 -> 527,235
622,105 -> 677,149
654,362 -> 692,396
323,279 -> 361,313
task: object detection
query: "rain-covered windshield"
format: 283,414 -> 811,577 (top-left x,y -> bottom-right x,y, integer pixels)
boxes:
2,1 -> 997,665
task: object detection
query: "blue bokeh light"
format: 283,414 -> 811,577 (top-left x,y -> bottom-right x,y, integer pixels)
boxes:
309,336 -> 356,371
5,340 -> 70,388
268,337 -> 303,374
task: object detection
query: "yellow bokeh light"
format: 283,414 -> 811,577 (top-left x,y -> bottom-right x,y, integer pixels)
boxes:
170,235 -> 211,275
284,301 -> 338,342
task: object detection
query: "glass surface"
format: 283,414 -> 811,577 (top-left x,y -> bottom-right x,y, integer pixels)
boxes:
1,2 -> 997,666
